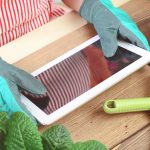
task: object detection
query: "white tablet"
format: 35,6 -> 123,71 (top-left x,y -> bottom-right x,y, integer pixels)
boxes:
21,35 -> 150,125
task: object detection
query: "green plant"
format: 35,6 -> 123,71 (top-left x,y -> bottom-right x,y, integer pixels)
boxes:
0,112 -> 8,149
0,112 -> 107,150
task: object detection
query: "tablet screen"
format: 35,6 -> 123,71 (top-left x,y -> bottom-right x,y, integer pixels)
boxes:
22,40 -> 141,115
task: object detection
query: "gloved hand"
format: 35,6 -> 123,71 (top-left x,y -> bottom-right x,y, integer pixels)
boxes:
0,58 -> 46,121
80,0 -> 150,57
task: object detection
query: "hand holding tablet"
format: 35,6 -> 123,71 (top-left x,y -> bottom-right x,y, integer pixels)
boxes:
80,0 -> 150,57
0,58 -> 46,121
20,35 -> 150,125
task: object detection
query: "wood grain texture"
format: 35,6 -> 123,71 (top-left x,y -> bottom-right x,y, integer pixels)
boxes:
112,125 -> 150,150
121,0 -> 150,22
39,66 -> 150,149
121,0 -> 150,43
14,24 -> 96,73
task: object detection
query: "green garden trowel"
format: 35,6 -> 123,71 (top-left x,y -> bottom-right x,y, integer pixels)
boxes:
103,97 -> 150,114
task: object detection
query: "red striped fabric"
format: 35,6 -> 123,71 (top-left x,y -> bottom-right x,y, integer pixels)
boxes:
0,0 -> 65,46
41,52 -> 90,114
23,51 -> 91,115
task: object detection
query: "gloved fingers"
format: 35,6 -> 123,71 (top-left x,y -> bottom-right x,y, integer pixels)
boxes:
0,76 -> 24,114
119,25 -> 150,51
98,27 -> 118,58
0,58 -> 46,95
11,67 -> 46,95
8,80 -> 36,122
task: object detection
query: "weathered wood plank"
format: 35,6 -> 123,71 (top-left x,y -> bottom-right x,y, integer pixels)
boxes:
112,125 -> 150,150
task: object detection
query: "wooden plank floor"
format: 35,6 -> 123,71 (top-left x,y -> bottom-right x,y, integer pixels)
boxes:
112,125 -> 150,150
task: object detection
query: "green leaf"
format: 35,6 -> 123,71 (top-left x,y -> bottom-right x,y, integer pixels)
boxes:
0,131 -> 5,150
4,112 -> 43,150
42,125 -> 73,150
70,140 -> 107,150
0,112 -> 8,134
0,112 -> 9,150
0,112 -> 8,122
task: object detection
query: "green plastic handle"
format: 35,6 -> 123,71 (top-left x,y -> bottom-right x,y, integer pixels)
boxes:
103,97 -> 150,114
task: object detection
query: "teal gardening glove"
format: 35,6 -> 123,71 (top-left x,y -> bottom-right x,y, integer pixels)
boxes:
0,58 -> 46,121
80,0 -> 150,57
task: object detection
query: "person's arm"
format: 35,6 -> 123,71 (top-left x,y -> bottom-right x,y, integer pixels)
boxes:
62,0 -> 150,57
0,58 -> 46,121
62,0 -> 83,12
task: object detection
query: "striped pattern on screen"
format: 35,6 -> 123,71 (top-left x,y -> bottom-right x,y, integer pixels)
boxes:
23,51 -> 91,114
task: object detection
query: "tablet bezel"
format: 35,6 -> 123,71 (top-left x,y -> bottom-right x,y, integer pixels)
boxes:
21,35 -> 150,125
